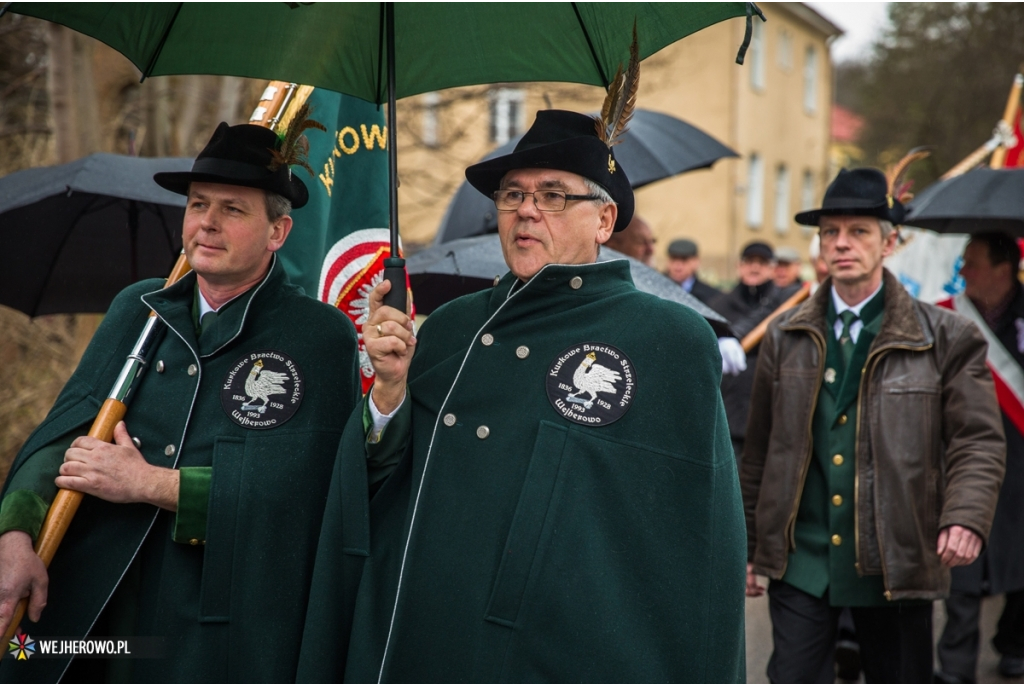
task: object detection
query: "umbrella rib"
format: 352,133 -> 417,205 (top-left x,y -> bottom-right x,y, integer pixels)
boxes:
142,2 -> 184,80
31,193 -> 100,317
570,3 -> 609,86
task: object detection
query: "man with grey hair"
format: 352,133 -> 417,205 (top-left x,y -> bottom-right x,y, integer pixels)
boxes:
742,167 -> 1006,682
299,109 -> 746,682
0,122 -> 360,682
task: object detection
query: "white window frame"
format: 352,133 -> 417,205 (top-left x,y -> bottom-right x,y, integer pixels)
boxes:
747,153 -> 765,229
774,164 -> 791,234
801,170 -> 816,235
489,88 -> 526,145
750,20 -> 766,92
778,29 -> 793,71
422,91 -> 440,147
804,46 -> 818,114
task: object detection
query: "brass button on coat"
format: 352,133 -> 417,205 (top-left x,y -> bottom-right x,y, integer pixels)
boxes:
155,360 -> 165,373
570,276 -> 583,290
187,364 -> 198,376
832,494 -> 843,506
443,413 -> 457,427
831,534 -> 842,546
516,346 -> 530,359
476,425 -> 490,439
832,454 -> 844,466
132,437 -> 142,450
837,414 -> 848,425
481,333 -> 494,346
165,444 -> 176,457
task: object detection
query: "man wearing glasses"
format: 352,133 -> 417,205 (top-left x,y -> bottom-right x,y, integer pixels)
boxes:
299,110 -> 746,682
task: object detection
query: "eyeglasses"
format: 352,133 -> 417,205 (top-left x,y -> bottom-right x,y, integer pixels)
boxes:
493,189 -> 602,212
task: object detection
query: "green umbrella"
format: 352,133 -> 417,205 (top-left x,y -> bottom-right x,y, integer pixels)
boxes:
7,1 -> 758,309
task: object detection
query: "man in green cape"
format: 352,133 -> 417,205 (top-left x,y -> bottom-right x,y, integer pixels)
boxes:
298,108 -> 747,682
0,122 -> 359,682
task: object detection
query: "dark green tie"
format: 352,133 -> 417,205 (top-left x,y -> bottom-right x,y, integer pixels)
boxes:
839,310 -> 859,368
199,310 -> 218,337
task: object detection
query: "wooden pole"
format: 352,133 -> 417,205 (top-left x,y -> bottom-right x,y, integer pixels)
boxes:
740,282 -> 812,353
2,82 -> 308,643
941,72 -> 1022,179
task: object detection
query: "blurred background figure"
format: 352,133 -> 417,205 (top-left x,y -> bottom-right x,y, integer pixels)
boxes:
711,241 -> 800,462
665,237 -> 721,305
604,214 -> 656,266
936,231 -> 1024,683
808,234 -> 830,292
774,246 -> 804,290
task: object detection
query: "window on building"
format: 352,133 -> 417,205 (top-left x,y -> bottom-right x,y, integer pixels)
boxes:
778,29 -> 793,71
774,164 -> 791,233
421,91 -> 440,147
489,88 -> 526,145
750,21 -> 765,92
747,153 -> 764,229
801,170 -> 816,235
804,46 -> 818,114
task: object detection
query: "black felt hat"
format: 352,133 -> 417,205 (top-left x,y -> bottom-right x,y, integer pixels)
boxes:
795,167 -> 904,226
465,110 -> 634,232
154,122 -> 309,209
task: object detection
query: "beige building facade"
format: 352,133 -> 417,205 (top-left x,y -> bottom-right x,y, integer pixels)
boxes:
395,3 -> 839,284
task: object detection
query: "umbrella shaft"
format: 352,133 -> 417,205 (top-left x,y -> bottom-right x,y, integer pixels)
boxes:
386,1 -> 399,257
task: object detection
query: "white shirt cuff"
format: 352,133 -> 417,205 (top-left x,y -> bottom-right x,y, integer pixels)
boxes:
368,388 -> 405,444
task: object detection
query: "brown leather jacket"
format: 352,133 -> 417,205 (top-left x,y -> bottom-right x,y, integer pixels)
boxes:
741,270 -> 1006,600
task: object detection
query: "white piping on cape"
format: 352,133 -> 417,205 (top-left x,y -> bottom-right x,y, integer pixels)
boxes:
59,256 -> 277,679
376,259 -> 613,682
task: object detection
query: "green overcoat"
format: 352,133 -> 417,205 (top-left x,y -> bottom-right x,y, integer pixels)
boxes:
0,257 -> 359,683
298,261 -> 746,683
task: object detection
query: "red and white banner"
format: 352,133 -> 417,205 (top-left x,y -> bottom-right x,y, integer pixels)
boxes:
937,293 -> 1024,434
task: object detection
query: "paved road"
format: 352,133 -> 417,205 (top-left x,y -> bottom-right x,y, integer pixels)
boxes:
746,592 -> 1016,683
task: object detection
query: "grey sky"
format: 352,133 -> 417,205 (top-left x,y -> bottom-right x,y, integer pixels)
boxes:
805,2 -> 891,63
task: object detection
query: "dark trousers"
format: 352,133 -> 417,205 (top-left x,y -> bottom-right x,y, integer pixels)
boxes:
938,590 -> 1024,680
767,580 -> 933,684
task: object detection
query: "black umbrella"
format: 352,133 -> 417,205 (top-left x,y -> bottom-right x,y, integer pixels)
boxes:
906,168 -> 1024,234
434,108 -> 738,244
407,234 -> 733,337
0,153 -> 192,316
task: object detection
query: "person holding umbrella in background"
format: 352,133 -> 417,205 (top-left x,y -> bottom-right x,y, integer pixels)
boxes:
0,120 -> 360,682
935,231 -> 1024,682
299,54 -> 747,681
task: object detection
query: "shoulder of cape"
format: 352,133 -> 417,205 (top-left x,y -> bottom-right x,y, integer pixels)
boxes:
261,284 -> 358,342
626,289 -> 718,345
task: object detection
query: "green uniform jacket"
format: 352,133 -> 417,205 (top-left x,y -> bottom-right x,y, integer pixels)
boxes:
0,257 -> 359,683
298,261 -> 746,683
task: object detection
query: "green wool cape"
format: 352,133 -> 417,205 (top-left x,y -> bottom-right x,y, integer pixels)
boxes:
298,260 -> 746,683
0,257 -> 359,683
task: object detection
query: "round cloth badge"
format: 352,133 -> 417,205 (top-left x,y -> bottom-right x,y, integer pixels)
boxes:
546,342 -> 636,426
221,350 -> 304,429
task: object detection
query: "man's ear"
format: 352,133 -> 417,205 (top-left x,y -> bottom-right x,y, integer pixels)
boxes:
595,204 -> 618,245
268,215 -> 293,253
881,226 -> 899,258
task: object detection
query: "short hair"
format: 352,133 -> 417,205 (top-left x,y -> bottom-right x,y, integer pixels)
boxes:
582,177 -> 615,206
264,191 -> 292,222
879,220 -> 894,238
969,231 -> 1021,274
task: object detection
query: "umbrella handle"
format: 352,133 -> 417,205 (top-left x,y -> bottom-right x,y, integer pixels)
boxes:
382,257 -> 407,313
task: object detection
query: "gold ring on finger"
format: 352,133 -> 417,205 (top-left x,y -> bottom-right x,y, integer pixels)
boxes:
376,323 -> 383,336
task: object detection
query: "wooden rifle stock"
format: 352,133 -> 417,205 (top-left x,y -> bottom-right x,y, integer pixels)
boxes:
2,81 -> 309,642
740,282 -> 812,353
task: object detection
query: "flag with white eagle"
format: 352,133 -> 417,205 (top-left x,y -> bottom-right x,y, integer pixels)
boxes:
275,87 -> 412,393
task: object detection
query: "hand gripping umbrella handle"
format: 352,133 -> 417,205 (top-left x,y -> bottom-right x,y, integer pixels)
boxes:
2,253 -> 192,644
382,257 -> 408,313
